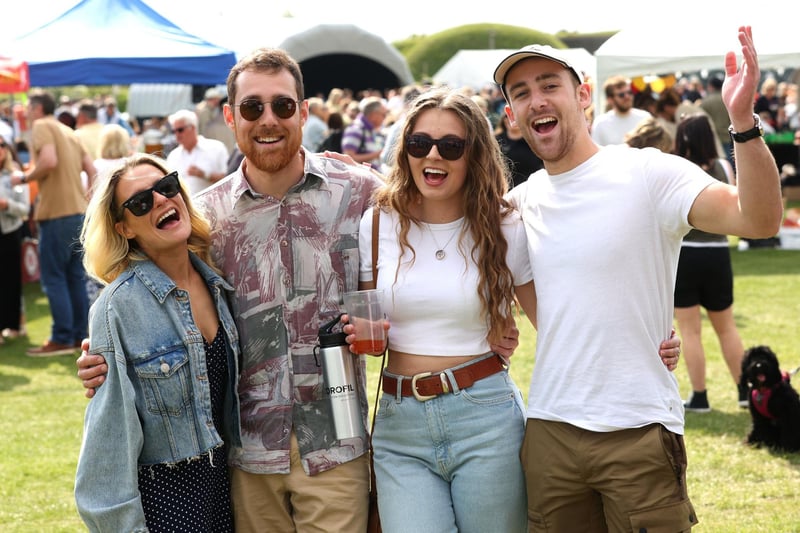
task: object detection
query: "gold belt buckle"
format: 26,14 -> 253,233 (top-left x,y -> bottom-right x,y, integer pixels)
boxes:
411,372 -> 436,401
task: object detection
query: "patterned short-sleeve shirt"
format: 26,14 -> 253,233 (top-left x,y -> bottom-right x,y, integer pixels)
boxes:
195,149 -> 382,475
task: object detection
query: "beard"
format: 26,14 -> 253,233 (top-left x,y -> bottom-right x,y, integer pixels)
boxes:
239,129 -> 302,173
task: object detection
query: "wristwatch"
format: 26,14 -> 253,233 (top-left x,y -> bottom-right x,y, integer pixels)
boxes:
728,113 -> 764,143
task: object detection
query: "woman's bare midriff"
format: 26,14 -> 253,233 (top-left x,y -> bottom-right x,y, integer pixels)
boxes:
386,351 -> 488,376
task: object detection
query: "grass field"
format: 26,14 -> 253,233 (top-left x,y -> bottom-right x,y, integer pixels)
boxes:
2,247 -> 799,532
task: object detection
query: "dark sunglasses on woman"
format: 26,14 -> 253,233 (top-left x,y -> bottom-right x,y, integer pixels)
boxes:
121,171 -> 181,217
233,97 -> 300,121
405,134 -> 467,161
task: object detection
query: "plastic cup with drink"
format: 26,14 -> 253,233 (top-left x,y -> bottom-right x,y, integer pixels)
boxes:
343,289 -> 387,355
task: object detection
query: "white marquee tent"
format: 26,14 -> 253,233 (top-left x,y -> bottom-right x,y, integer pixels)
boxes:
594,23 -> 800,99
433,48 -> 597,92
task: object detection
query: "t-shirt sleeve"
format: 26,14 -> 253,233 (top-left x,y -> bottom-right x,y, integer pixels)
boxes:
503,212 -> 533,286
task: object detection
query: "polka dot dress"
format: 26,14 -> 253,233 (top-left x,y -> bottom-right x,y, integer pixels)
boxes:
138,326 -> 234,532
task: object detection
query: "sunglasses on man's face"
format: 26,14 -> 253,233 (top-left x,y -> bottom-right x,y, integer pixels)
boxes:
405,134 -> 467,161
615,90 -> 633,98
234,97 -> 299,121
121,171 -> 181,217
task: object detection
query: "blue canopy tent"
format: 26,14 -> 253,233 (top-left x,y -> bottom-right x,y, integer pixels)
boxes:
3,0 -> 236,86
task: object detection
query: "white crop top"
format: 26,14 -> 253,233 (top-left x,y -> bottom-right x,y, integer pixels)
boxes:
357,208 -> 532,356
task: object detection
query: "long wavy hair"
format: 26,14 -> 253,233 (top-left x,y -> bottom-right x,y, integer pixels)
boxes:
673,113 -> 719,169
375,87 -> 516,344
80,153 -> 216,284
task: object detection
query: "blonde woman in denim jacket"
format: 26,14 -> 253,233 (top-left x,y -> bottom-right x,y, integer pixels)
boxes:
75,154 -> 241,532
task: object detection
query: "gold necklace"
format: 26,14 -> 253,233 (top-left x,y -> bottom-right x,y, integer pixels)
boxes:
427,222 -> 460,260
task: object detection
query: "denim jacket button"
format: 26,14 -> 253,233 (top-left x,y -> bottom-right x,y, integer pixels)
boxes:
160,362 -> 170,373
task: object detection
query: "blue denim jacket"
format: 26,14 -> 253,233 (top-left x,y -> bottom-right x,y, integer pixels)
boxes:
75,254 -> 241,533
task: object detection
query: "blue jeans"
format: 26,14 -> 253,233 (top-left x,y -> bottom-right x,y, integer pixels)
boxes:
38,214 -> 89,345
373,360 -> 527,533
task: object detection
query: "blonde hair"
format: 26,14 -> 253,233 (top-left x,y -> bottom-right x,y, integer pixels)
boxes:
97,124 -> 131,159
1,143 -> 21,173
625,117 -> 673,152
375,87 -> 516,344
81,153 -> 216,284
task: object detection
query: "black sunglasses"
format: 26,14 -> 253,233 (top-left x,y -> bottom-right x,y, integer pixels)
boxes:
234,97 -> 299,121
121,171 -> 181,217
405,134 -> 467,161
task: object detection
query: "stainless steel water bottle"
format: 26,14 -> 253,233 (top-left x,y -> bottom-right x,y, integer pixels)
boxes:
315,315 -> 365,440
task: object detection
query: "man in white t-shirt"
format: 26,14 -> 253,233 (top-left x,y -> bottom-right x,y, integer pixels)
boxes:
591,75 -> 653,146
166,109 -> 229,195
493,28 -> 781,532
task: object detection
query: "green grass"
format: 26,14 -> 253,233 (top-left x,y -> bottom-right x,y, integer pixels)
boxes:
3,248 -> 800,532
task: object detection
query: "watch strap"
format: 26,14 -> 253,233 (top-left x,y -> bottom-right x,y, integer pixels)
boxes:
728,113 -> 763,143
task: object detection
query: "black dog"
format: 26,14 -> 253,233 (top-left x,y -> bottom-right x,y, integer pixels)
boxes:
741,345 -> 800,452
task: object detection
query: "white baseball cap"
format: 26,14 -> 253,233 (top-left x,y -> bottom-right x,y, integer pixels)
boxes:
493,44 -> 584,91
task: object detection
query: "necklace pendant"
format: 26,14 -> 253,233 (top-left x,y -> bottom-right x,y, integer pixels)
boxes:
435,249 -> 446,260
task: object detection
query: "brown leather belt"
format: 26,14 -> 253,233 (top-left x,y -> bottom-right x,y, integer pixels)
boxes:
382,354 -> 506,401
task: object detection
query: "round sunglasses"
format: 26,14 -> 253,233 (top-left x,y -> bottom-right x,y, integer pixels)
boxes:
405,134 -> 467,161
233,97 -> 300,121
120,171 -> 181,217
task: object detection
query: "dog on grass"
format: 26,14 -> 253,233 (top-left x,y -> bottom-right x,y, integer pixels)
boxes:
740,345 -> 800,452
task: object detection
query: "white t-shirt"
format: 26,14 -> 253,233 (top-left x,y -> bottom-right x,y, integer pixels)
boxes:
166,135 -> 229,195
591,107 -> 653,146
358,208 -> 532,356
507,144 -> 717,434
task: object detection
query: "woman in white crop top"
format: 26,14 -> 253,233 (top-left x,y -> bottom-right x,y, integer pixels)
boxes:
343,88 -> 681,533
349,87 -> 537,533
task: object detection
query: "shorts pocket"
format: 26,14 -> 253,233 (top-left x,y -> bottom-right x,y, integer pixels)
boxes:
460,371 -> 516,406
628,499 -> 699,532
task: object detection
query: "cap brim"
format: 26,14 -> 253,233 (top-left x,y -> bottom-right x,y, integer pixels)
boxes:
493,50 -> 583,87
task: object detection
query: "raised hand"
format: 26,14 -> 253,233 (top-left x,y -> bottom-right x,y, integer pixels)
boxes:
722,26 -> 760,127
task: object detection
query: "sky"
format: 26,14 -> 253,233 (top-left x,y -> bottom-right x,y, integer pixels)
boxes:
5,0 -> 784,48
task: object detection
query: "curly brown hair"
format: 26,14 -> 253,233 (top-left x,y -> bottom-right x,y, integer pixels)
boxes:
375,87 -> 517,344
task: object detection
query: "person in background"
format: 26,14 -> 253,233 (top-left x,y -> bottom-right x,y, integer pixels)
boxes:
165,109 -> 229,195
301,96 -> 329,152
10,90 -> 96,357
93,124 -> 133,180
343,100 -> 361,125
342,96 -> 387,169
754,77 -> 782,132
495,112 -> 544,188
0,139 -> 29,345
74,100 -> 103,160
653,87 -> 681,143
672,113 -> 748,413
494,27 -> 781,531
325,87 -> 345,114
350,86 -> 536,533
318,111 -> 345,154
624,116 -> 674,152
591,75 -> 653,145
196,87 -> 236,155
74,154 -> 241,532
700,76 -> 734,167
97,97 -> 135,137
380,84 -> 422,171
